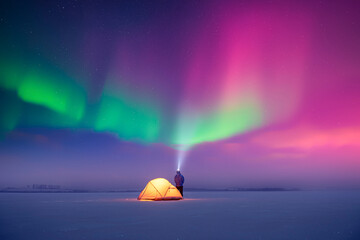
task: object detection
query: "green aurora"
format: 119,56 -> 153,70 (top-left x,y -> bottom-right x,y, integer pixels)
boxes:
0,60 -> 264,146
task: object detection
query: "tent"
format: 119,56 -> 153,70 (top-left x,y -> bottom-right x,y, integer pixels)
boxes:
138,178 -> 183,201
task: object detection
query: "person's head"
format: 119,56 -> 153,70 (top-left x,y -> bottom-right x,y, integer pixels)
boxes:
176,170 -> 180,174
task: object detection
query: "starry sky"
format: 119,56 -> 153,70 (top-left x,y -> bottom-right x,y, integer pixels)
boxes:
0,0 -> 360,190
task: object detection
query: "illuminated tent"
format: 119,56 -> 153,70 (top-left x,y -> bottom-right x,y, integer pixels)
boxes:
138,178 -> 183,201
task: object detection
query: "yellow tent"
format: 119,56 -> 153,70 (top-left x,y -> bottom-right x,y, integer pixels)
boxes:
138,178 -> 183,201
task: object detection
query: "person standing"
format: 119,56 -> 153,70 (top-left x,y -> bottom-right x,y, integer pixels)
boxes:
174,170 -> 185,196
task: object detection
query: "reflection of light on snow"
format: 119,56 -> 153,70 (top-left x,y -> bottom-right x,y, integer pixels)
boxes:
105,198 -> 139,202
103,198 -> 207,202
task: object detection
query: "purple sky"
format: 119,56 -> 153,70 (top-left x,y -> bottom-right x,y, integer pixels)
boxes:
0,0 -> 360,190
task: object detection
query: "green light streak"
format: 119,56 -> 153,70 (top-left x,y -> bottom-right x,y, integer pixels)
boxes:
0,60 -> 162,142
95,94 -> 160,142
174,96 -> 263,146
0,61 -> 86,123
1,60 -> 263,146
17,70 -> 85,121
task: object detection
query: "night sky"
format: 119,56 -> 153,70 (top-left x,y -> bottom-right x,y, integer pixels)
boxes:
1,0 -> 360,190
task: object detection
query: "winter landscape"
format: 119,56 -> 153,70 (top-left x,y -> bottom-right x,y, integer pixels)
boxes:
1,191 -> 360,240
1,0 -> 360,239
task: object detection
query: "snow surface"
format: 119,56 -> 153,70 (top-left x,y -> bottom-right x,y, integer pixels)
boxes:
1,191 -> 360,240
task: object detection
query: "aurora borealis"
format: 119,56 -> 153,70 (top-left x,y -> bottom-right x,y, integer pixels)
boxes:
0,1 -> 309,146
1,0 -> 360,189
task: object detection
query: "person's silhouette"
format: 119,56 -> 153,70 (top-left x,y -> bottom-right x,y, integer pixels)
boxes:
174,170 -> 185,196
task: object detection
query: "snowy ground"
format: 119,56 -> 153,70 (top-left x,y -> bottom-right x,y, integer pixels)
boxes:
1,191 -> 360,240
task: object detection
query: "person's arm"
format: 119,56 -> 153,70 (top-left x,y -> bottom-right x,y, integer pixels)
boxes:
182,176 -> 184,184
